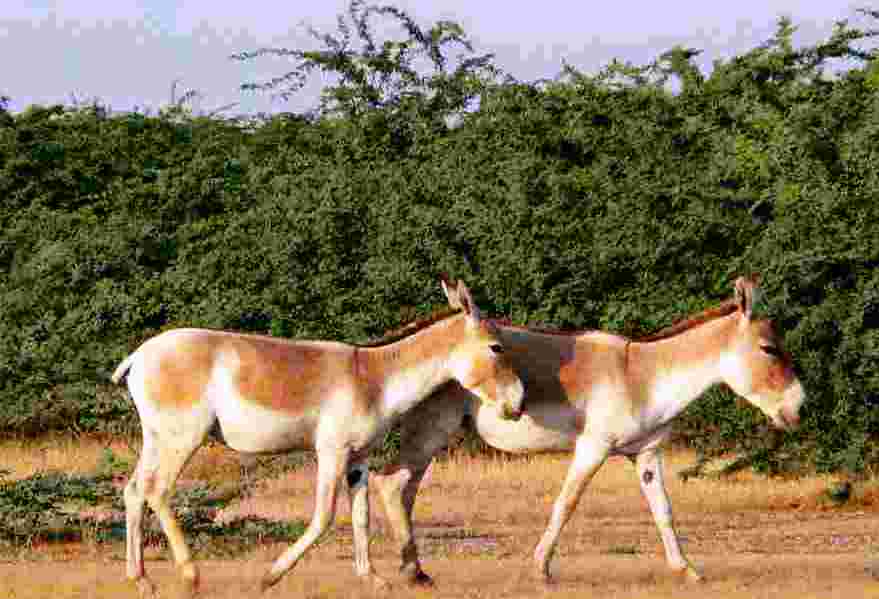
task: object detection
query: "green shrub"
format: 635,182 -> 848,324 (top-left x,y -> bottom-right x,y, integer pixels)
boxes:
0,9 -> 876,473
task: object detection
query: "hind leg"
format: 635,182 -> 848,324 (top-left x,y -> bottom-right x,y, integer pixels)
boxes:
371,387 -> 469,584
124,453 -> 157,598
375,460 -> 434,584
346,460 -> 387,588
143,447 -> 202,593
132,418 -> 211,596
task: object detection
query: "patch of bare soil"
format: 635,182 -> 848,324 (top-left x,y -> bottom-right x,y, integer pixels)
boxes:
1,507 -> 877,598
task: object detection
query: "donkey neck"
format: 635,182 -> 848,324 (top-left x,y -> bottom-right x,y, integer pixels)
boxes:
628,312 -> 739,425
355,313 -> 468,419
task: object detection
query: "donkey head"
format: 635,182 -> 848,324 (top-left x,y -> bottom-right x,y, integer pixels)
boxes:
441,276 -> 524,421
721,276 -> 805,431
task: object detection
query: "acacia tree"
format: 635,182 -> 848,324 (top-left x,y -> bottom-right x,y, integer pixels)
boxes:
0,95 -> 10,126
231,0 -> 501,128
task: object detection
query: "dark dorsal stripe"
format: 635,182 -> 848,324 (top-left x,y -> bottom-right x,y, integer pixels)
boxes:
489,318 -> 593,337
356,307 -> 463,348
635,299 -> 739,343
489,297 -> 741,343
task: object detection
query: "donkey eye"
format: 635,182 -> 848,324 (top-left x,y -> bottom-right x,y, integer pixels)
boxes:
489,344 -> 504,354
760,345 -> 782,358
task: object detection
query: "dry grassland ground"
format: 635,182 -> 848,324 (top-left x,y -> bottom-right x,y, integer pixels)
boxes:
1,437 -> 878,598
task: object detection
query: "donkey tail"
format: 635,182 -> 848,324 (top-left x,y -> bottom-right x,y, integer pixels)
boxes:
110,351 -> 137,385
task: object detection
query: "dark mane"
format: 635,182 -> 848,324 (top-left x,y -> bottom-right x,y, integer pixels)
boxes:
490,298 -> 741,342
636,298 -> 739,342
356,307 -> 463,348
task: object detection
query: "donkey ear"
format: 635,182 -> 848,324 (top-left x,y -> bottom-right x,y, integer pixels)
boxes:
734,275 -> 762,320
440,274 -> 461,309
455,280 -> 482,321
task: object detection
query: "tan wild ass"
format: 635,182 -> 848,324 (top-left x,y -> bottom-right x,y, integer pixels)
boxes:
365,276 -> 805,584
110,278 -> 524,596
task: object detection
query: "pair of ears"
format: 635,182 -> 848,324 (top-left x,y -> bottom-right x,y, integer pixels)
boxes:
440,274 -> 481,321
440,273 -> 762,321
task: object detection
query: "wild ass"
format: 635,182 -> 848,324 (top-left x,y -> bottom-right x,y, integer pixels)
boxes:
110,278 -> 524,596
365,276 -> 805,584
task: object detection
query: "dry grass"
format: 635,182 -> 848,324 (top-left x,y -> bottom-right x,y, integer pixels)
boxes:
0,435 -> 136,479
1,437 -> 878,598
212,447 -> 875,535
0,435 -> 243,486
2,436 -> 872,520
422,450 -> 873,519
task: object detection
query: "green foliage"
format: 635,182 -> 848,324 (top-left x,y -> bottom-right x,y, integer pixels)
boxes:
1,6 -> 877,472
233,0 -> 499,124
95,447 -> 132,478
0,457 -> 306,555
0,471 -> 118,545
178,516 -> 306,558
169,484 -> 304,557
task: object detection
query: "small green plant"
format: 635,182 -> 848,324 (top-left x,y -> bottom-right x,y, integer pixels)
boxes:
95,447 -> 132,478
0,471 -> 118,547
606,545 -> 639,555
187,516 -> 306,557
819,481 -> 853,506
0,461 -> 307,557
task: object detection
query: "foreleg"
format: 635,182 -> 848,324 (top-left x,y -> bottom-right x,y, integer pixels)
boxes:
633,448 -> 702,582
533,434 -> 610,582
261,445 -> 349,592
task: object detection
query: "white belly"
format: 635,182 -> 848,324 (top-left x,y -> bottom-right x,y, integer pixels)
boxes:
208,367 -> 319,453
473,400 -> 578,453
216,404 -> 317,453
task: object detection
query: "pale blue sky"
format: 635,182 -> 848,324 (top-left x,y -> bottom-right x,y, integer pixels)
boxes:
0,1 -> 868,115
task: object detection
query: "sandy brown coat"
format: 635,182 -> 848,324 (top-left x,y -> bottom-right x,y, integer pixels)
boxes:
112,278 -> 524,597
367,276 -> 805,584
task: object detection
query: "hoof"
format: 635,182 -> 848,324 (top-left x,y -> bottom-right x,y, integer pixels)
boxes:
533,544 -> 554,585
181,562 -> 200,595
674,563 -> 704,583
134,577 -> 158,599
370,574 -> 392,590
259,573 -> 279,594
411,570 -> 434,587
865,559 -> 879,580
533,566 -> 554,586
401,564 -> 433,587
